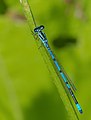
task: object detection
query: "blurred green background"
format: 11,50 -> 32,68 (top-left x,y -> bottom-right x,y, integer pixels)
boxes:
0,0 -> 91,120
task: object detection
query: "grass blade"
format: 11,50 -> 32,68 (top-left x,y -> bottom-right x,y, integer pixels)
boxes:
20,0 -> 80,119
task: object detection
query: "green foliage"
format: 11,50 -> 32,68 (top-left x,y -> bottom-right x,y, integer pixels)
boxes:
0,0 -> 91,120
0,0 -> 8,14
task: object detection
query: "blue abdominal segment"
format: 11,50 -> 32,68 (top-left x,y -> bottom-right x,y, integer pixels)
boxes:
76,103 -> 83,114
34,25 -> 83,114
60,72 -> 67,83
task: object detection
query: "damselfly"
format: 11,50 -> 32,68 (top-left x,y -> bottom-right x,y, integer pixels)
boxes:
34,25 -> 83,114
20,0 -> 83,114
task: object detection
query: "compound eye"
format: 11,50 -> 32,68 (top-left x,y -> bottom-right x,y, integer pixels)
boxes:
34,25 -> 45,33
40,25 -> 44,30
34,28 -> 39,33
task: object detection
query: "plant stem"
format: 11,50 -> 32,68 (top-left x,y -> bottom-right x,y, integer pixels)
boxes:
20,0 -> 79,119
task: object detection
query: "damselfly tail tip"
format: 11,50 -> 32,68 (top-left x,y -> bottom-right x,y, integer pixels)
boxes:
76,103 -> 83,114
79,109 -> 83,114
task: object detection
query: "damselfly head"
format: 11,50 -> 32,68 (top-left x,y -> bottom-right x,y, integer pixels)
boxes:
34,25 -> 44,33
